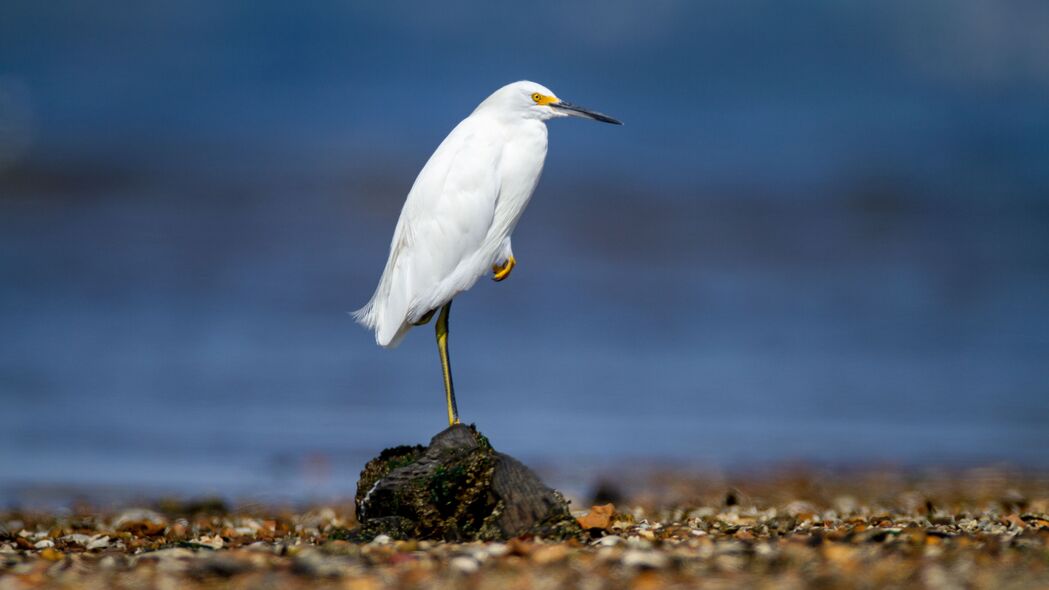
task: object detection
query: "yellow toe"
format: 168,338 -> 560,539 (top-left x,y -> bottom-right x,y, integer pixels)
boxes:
492,255 -> 516,282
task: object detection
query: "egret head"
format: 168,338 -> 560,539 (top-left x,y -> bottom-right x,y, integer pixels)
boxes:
479,81 -> 622,125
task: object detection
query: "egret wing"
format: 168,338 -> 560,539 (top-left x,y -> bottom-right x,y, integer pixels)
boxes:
355,117 -> 501,347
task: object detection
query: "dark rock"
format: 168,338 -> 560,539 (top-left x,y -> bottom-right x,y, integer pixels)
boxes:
189,554 -> 253,579
589,480 -> 624,506
725,490 -> 739,507
156,497 -> 229,517
349,424 -> 582,542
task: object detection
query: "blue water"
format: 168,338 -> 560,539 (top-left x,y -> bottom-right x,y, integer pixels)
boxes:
1,1 -> 1048,504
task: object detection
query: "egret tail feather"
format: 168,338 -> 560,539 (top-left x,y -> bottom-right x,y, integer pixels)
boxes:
353,299 -> 412,348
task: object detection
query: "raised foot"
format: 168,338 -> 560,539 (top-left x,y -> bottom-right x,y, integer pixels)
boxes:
492,255 -> 516,282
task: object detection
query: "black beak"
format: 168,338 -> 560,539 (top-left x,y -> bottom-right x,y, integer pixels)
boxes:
551,100 -> 623,125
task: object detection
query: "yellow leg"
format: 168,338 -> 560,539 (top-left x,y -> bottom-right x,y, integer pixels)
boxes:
436,301 -> 460,425
492,255 -> 516,282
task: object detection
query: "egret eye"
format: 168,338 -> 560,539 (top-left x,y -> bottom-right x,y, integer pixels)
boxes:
531,93 -> 542,103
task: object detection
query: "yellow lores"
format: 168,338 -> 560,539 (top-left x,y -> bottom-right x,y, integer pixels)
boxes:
354,81 -> 621,426
531,92 -> 560,106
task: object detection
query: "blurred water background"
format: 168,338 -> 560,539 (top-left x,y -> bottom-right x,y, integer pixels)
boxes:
2,1 -> 1048,505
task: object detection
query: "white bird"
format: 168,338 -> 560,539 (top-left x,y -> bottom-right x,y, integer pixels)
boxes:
354,81 -> 621,426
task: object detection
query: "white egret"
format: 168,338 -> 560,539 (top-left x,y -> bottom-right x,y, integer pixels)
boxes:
354,81 -> 621,426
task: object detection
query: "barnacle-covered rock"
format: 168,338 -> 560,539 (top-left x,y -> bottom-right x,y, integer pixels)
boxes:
346,424 -> 581,541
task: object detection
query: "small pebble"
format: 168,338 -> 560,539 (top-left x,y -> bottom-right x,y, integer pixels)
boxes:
622,549 -> 668,569
449,555 -> 479,574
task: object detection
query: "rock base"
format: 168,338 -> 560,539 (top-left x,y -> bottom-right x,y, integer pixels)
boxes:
346,424 -> 581,542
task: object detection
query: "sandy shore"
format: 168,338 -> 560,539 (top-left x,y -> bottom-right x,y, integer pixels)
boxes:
2,467 -> 1048,589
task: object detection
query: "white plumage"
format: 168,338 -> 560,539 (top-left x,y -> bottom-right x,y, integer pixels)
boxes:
355,82 -> 546,346
353,80 -> 620,424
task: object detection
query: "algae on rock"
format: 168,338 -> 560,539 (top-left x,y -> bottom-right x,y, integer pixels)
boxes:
347,424 -> 581,542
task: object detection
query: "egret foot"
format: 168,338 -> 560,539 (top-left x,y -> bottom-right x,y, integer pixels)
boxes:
492,255 -> 516,282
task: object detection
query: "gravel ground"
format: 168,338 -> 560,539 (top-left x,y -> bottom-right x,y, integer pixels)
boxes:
2,467 -> 1048,589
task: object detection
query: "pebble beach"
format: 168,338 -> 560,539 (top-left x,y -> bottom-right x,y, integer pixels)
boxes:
3,467 -> 1048,589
